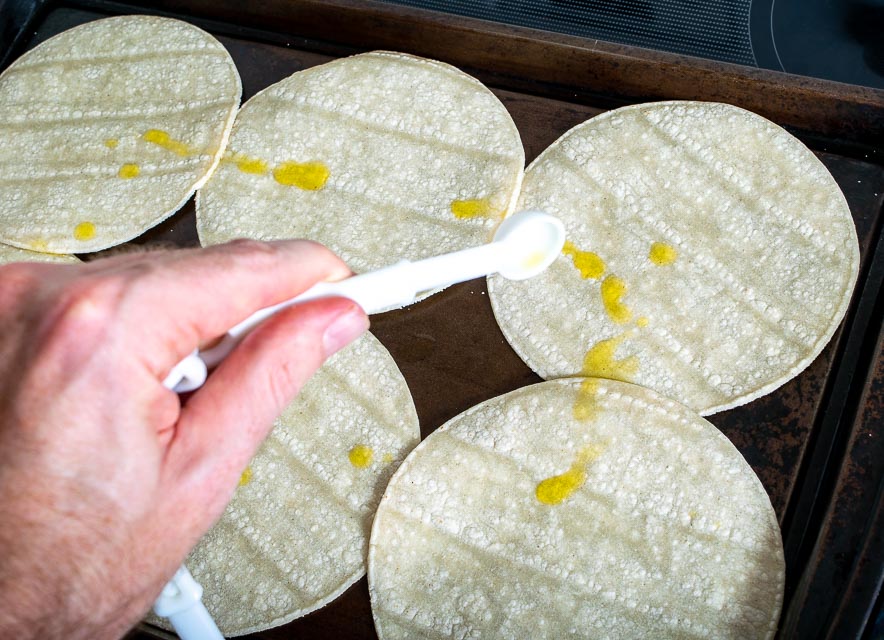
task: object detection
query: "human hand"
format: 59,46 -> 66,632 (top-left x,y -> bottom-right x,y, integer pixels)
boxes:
0,240 -> 369,640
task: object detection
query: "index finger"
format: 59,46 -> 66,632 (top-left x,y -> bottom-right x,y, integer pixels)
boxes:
100,239 -> 352,380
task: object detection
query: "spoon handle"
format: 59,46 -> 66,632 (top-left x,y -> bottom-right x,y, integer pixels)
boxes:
163,210 -> 564,393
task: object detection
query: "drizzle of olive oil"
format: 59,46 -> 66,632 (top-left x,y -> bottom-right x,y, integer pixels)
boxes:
118,163 -> 140,179
237,157 -> 268,174
573,332 -> 639,420
573,378 -> 600,421
238,466 -> 253,487
348,444 -> 374,468
450,198 -> 494,220
273,161 -> 330,190
580,332 -> 639,382
73,221 -> 96,241
535,442 -> 608,505
523,251 -> 547,270
561,240 -> 605,279
601,275 -> 632,324
649,242 -> 677,266
142,129 -> 192,157
223,152 -> 269,175
104,138 -> 119,149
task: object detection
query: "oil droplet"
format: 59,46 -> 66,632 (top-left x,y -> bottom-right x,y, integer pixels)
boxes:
581,332 -> 639,382
237,157 -> 268,175
562,240 -> 605,279
238,466 -> 252,487
601,275 -> 632,324
104,138 -> 119,149
536,467 -> 585,505
649,242 -> 677,265
382,453 -> 394,465
118,163 -> 140,179
450,198 -> 494,219
536,442 -> 608,505
27,239 -> 48,252
73,221 -> 96,241
348,444 -> 374,468
273,161 -> 330,190
142,129 -> 191,156
224,152 -> 269,175
573,378 -> 600,421
636,316 -> 649,328
523,251 -> 546,270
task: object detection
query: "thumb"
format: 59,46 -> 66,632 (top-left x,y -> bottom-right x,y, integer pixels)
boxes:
160,297 -> 368,532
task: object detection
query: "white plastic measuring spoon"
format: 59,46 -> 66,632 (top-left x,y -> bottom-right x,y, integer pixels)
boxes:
163,210 -> 565,393
153,210 -> 564,640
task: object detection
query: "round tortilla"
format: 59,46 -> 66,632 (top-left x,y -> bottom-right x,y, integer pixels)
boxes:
152,332 -> 419,636
0,15 -> 241,254
369,378 -> 784,639
488,101 -> 859,414
196,51 -> 524,302
0,242 -> 78,264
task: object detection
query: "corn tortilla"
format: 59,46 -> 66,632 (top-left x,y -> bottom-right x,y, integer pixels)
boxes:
369,378 -> 785,639
0,242 -> 78,264
488,101 -> 859,414
148,333 -> 419,635
196,51 -> 524,304
0,15 -> 241,253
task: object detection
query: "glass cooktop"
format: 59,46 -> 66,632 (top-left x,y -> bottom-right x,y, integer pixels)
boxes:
380,0 -> 884,89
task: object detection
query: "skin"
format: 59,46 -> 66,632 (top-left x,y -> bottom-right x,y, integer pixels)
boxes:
0,239 -> 369,640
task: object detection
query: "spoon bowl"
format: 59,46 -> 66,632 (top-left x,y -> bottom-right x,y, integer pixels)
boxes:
493,210 -> 566,280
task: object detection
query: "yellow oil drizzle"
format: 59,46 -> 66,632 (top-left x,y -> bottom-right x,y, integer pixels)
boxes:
223,152 -> 269,175
573,378 -> 600,421
450,198 -> 495,220
27,239 -> 49,252
142,129 -> 192,157
273,161 -> 330,190
523,251 -> 547,270
601,275 -> 632,324
636,316 -> 649,328
237,157 -> 268,175
535,442 -> 608,505
649,242 -> 678,266
104,138 -> 119,149
348,444 -> 374,468
382,453 -> 394,465
581,332 -> 639,382
561,240 -> 605,279
73,221 -> 96,241
573,332 -> 639,420
118,163 -> 140,179
238,466 -> 253,487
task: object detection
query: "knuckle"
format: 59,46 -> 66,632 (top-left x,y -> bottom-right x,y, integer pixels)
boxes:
212,238 -> 283,272
224,238 -> 280,259
41,274 -> 130,345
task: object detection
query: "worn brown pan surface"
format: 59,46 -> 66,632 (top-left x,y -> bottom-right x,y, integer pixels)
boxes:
3,2 -> 881,638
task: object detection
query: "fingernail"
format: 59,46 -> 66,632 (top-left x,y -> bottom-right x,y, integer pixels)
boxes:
322,306 -> 369,357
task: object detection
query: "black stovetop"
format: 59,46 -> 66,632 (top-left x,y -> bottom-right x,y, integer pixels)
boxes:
381,0 -> 884,89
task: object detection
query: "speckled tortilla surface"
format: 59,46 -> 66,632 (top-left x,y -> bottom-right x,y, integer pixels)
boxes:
0,15 -> 241,253
196,51 -> 524,302
488,101 -> 859,414
150,333 -> 419,636
0,242 -> 78,264
369,378 -> 784,639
